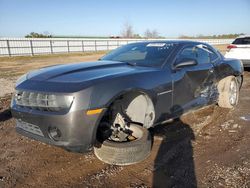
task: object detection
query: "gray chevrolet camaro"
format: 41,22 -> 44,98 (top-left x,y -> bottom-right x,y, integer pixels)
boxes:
11,41 -> 243,165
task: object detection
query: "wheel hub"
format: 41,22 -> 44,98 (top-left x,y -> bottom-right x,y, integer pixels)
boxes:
109,113 -> 137,142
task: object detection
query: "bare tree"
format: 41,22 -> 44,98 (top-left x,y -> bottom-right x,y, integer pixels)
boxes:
121,22 -> 134,38
151,29 -> 159,38
144,29 -> 151,38
144,29 -> 159,38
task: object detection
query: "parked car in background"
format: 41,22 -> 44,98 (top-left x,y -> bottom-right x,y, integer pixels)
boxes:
225,35 -> 250,67
11,41 -> 244,165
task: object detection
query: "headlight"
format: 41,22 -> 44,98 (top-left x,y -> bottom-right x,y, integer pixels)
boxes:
15,91 -> 74,112
47,94 -> 74,111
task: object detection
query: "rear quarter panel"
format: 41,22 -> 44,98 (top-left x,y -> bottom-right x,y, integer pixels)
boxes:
214,58 -> 244,82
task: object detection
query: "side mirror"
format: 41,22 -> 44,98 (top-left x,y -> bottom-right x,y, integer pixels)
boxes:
174,58 -> 198,69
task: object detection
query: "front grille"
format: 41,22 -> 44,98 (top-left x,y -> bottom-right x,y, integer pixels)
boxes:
16,119 -> 44,137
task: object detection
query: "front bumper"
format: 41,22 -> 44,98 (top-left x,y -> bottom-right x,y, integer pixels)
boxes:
11,105 -> 104,153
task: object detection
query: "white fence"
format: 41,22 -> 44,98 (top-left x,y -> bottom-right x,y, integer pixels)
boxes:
0,38 -> 233,57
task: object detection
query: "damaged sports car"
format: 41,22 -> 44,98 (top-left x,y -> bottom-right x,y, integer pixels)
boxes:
11,41 -> 243,165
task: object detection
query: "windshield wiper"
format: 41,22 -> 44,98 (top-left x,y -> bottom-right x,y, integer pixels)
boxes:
114,60 -> 137,66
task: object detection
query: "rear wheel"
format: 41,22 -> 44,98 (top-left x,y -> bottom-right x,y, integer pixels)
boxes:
217,76 -> 239,108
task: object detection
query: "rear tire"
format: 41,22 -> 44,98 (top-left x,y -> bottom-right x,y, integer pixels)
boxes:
94,124 -> 152,165
217,76 -> 239,108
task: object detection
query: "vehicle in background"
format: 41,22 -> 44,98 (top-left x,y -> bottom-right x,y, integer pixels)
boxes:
225,35 -> 250,67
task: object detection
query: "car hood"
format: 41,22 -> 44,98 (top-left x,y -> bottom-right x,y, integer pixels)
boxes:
26,60 -> 153,83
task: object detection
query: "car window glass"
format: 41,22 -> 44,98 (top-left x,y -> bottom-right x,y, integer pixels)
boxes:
178,46 -> 210,65
233,37 -> 250,44
209,50 -> 219,62
113,50 -> 146,61
199,45 -> 219,62
101,42 -> 176,67
177,46 -> 197,60
196,48 -> 210,64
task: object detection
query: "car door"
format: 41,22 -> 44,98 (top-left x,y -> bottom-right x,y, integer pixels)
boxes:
171,44 -> 216,115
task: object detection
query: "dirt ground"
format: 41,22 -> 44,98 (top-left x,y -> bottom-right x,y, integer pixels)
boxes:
0,52 -> 106,97
0,46 -> 250,188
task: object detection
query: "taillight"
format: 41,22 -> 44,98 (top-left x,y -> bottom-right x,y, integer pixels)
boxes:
227,44 -> 237,51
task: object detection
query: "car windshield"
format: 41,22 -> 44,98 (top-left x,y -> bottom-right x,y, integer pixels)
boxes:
101,42 -> 177,67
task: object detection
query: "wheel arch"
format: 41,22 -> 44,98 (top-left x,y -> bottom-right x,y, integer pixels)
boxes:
91,88 -> 156,146
102,88 -> 156,127
218,58 -> 244,79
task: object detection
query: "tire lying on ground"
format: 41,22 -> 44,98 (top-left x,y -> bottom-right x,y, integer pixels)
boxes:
94,124 -> 152,165
217,76 -> 239,109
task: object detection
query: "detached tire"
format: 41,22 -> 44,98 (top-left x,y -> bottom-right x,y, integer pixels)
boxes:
217,76 -> 239,108
94,124 -> 152,165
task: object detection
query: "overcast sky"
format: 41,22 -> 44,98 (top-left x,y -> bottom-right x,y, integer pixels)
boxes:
0,0 -> 249,37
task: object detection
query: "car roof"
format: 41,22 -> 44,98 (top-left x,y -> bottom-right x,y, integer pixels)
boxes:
129,40 -> 207,46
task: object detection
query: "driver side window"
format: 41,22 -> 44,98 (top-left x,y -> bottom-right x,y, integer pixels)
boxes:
177,46 -> 210,65
178,46 -> 197,61
196,48 -> 210,64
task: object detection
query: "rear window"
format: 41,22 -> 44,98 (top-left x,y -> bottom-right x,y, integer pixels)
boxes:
232,37 -> 250,45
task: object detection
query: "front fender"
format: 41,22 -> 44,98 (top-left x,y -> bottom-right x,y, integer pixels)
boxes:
89,76 -> 156,109
87,68 -> 173,129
